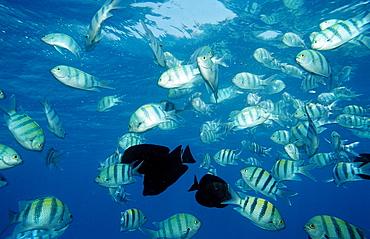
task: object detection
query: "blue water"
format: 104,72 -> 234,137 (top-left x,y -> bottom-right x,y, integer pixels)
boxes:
1,0 -> 370,238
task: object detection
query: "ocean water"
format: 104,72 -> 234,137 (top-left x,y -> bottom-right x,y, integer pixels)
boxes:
0,0 -> 370,238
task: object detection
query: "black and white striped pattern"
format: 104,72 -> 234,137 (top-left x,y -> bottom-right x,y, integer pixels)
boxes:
120,208 -> 147,231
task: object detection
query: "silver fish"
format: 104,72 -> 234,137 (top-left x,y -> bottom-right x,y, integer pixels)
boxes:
296,49 -> 331,78
41,33 -> 82,59
282,32 -> 306,48
0,144 -> 22,170
120,208 -> 147,231
141,20 -> 167,67
39,97 -> 66,138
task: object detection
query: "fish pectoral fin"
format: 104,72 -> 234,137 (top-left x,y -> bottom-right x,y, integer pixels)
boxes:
180,228 -> 191,239
53,46 -> 65,55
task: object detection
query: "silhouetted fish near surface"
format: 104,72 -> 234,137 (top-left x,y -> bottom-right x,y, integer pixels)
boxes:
121,144 -> 195,196
188,174 -> 231,208
354,153 -> 370,180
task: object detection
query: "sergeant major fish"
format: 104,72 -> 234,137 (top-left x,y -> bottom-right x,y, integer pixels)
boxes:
0,144 -> 22,170
296,50 -> 331,78
41,33 -> 82,59
94,163 -> 141,188
50,65 -> 114,92
39,97 -> 66,138
120,208 -> 147,231
141,20 -> 167,68
85,0 -> 122,52
0,94 -> 44,151
331,162 -> 370,187
282,32 -> 306,48
96,95 -> 124,112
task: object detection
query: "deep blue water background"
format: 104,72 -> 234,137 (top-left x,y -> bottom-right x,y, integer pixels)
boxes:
0,0 -> 370,238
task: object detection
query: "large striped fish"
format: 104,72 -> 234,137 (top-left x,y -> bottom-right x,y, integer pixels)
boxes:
304,215 -> 369,239
271,159 -> 316,182
311,12 -> 370,50
3,196 -> 72,236
0,144 -> 22,170
232,72 -> 275,90
39,97 -> 65,139
296,49 -> 331,78
331,162 -> 370,187
141,20 -> 167,68
213,149 -> 242,166
140,213 -> 201,239
84,0 -> 122,52
120,208 -> 147,232
240,166 -> 297,205
41,33 -> 82,59
223,187 -> 285,231
0,94 -> 44,151
94,163 -> 141,188
196,54 -> 220,102
50,65 -> 114,92
158,65 -> 203,89
117,133 -> 146,151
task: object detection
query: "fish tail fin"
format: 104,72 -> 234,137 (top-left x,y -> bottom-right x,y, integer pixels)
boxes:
277,190 -> 298,206
298,164 -> 317,182
110,0 -> 123,10
358,35 -> 370,49
52,151 -> 68,171
182,145 -> 196,164
359,163 -> 370,178
343,142 -> 360,157
132,161 -> 143,177
263,74 -> 277,85
0,94 -> 16,115
98,80 -> 115,90
188,175 -> 199,192
360,12 -> 370,26
139,227 -> 158,239
221,185 -> 241,205
0,210 -> 18,237
38,96 -> 49,109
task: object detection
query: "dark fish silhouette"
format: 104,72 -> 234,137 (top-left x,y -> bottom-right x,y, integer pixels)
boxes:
188,174 -> 231,208
121,144 -> 195,196
354,153 -> 370,180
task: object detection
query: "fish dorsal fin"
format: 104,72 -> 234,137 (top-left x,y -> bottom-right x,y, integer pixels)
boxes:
188,175 -> 199,192
182,145 -> 196,164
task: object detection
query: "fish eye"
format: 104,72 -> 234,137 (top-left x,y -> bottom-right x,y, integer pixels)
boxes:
56,67 -> 60,71
314,41 -> 317,43
202,56 -> 206,60
97,176 -> 101,179
309,224 -> 315,229
301,54 -> 305,57
194,220 -> 199,224
12,155 -> 18,159
105,179 -> 109,181
279,220 -> 284,225
69,214 -> 73,219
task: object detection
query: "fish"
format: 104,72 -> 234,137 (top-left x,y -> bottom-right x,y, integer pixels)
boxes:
0,89 -> 5,100
44,147 -> 68,171
157,119 -> 181,130
50,65 -> 114,91
141,20 -> 167,68
200,130 -> 223,144
0,173 -> 7,188
354,153 -> 370,180
39,97 -> 66,138
247,93 -> 261,106
242,140 -> 271,157
121,144 -> 195,196
213,149 -> 242,166
295,49 -> 331,78
0,144 -> 22,170
303,215 -> 368,239
120,208 -> 147,232
223,187 -> 285,231
309,152 -> 339,169
158,65 -> 203,89
280,63 -> 306,79
198,153 -> 211,169
240,166 -> 298,205
140,213 -> 201,239
1,196 -> 72,237
336,114 -> 370,129
253,48 -> 281,70
241,157 -> 262,167
331,162 -> 370,187
191,97 -> 212,116
232,72 -> 275,90
257,30 -> 282,40
196,54 -> 220,102
327,131 -> 359,157
270,130 -> 291,145
96,95 -> 124,112
94,163 -> 141,188
41,33 -> 82,59
311,12 -> 370,50
6,226 -> 69,239
282,32 -> 306,47
188,46 -> 214,67
164,52 -> 183,68
85,0 -> 122,52
342,105 -> 370,115
0,94 -> 44,151
209,86 -> 243,104
167,88 -> 194,99
98,149 -> 121,171
261,79 -> 286,95
188,174 -> 231,208
117,133 -> 146,151
300,74 -> 326,93
109,185 -> 131,206
284,143 -> 302,161
128,103 -> 171,133
283,0 -> 304,10
271,159 -> 317,182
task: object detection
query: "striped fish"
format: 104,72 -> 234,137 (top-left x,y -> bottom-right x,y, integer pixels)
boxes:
94,163 -> 140,188
300,74 -> 326,93
351,128 -> 370,139
140,213 -> 201,239
317,92 -> 337,105
309,152 -> 339,169
213,149 -> 242,166
294,102 -> 333,120
0,94 -> 44,151
109,185 -> 131,206
311,12 -> 370,50
96,95 -> 124,112
157,119 -> 180,130
240,166 -> 297,205
332,162 -> 370,187
85,0 -> 122,52
232,72 -> 275,90
199,153 -> 211,169
191,97 -> 213,116
164,52 -> 183,68
284,143 -> 302,161
128,103 -> 170,133
342,105 -> 369,116
296,49 -> 331,78
223,187 -> 285,231
304,215 -> 368,239
5,196 -> 72,234
41,33 -> 82,59
328,131 -> 360,157
141,20 -> 167,68
168,87 -> 194,99
271,159 -> 317,182
44,147 -> 67,171
241,157 -> 262,167
270,130 -> 291,145
336,114 -> 370,129
246,93 -> 261,106
39,97 -> 65,138
97,149 -> 121,171
280,63 -> 306,79
6,226 -> 69,239
209,86 -> 243,104
158,65 -> 202,89
200,130 -> 222,144
120,208 -> 147,231
253,48 -> 281,70
0,144 -> 22,170
50,65 -> 114,92
242,140 -> 271,157
283,0 -> 304,10
117,133 -> 146,151
188,46 -> 214,67
282,32 -> 306,48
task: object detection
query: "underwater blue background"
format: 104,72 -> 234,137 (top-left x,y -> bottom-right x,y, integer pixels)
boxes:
0,0 -> 370,238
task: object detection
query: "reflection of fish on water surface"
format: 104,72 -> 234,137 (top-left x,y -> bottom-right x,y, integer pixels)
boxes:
121,144 -> 195,196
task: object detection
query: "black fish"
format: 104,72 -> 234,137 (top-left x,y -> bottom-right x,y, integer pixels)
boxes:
121,144 -> 195,196
188,174 -> 231,208
354,153 -> 370,180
